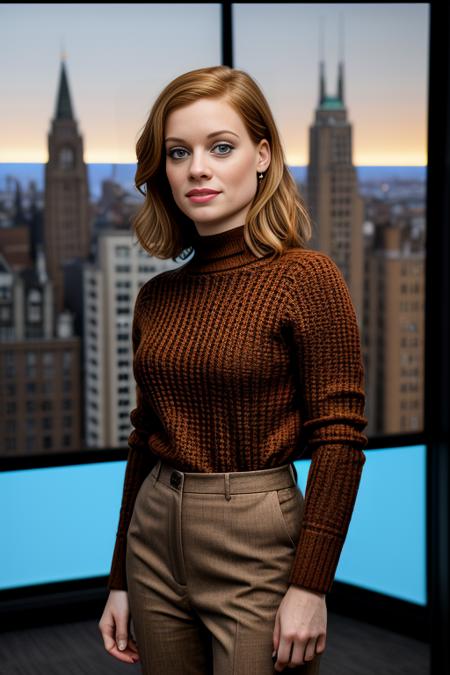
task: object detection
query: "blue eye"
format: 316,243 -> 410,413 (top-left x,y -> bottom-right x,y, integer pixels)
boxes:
213,143 -> 234,154
167,143 -> 234,160
167,148 -> 187,159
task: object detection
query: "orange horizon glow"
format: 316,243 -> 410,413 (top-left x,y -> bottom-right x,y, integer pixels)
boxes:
1,152 -> 428,167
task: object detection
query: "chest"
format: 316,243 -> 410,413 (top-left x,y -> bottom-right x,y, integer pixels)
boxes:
134,274 -> 294,391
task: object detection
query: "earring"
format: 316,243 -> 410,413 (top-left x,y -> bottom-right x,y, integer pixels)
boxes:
258,172 -> 264,181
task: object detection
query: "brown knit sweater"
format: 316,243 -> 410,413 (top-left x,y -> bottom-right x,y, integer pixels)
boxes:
107,223 -> 368,595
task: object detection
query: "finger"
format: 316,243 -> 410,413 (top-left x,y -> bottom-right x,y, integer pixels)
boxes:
290,638 -> 305,666
98,620 -> 117,653
116,635 -> 128,651
303,637 -> 318,663
101,633 -> 138,663
274,638 -> 293,672
128,638 -> 140,655
109,645 -> 140,664
316,632 -> 327,653
272,611 -> 281,654
115,619 -> 132,653
99,621 -> 139,663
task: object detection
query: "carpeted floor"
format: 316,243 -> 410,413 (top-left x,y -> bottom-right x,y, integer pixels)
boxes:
0,610 -> 429,674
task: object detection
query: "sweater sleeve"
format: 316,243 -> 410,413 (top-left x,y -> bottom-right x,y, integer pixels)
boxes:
285,252 -> 368,594
107,285 -> 159,591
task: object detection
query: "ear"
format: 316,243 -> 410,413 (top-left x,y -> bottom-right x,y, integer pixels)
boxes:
257,138 -> 271,173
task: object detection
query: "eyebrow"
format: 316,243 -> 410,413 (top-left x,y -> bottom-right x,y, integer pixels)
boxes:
165,130 -> 240,143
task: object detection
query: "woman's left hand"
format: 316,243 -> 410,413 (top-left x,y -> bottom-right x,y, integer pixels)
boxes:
272,584 -> 327,672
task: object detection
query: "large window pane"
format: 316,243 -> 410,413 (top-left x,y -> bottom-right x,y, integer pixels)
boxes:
234,2 -> 429,437
0,3 -> 221,458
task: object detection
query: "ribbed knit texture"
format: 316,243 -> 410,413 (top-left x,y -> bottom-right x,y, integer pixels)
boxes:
107,223 -> 368,595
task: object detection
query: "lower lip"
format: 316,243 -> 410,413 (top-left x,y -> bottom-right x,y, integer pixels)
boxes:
188,192 -> 220,203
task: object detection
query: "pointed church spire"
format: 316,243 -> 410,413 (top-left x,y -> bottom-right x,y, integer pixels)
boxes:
319,61 -> 326,105
337,61 -> 345,104
337,12 -> 345,104
61,38 -> 67,64
319,61 -> 325,105
55,56 -> 74,120
319,15 -> 326,105
317,13 -> 345,111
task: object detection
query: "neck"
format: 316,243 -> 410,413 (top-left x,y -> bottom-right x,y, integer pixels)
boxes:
186,223 -> 266,274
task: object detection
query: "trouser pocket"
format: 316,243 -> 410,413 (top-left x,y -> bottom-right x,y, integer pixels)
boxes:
270,486 -> 304,549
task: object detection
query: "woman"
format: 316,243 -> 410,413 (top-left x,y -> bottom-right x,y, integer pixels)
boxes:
98,65 -> 368,674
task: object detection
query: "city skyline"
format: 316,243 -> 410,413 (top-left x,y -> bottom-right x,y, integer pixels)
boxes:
1,3 -> 429,165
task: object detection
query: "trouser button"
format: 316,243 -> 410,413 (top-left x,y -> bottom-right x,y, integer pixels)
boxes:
170,471 -> 181,488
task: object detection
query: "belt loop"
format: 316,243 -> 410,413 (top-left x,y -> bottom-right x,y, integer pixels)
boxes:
224,473 -> 231,501
153,459 -> 162,486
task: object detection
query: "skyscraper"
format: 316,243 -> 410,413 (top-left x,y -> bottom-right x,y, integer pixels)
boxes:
43,56 -> 90,316
306,59 -> 364,324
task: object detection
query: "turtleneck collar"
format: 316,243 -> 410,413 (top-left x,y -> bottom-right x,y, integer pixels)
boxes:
185,223 -> 266,275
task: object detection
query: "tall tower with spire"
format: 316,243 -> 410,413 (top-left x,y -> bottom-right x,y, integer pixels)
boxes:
306,15 -> 364,325
43,53 -> 90,315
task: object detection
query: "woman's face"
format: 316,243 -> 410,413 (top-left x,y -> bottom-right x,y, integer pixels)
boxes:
164,97 -> 271,235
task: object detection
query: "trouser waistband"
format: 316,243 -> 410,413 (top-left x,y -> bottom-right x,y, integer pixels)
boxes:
151,459 -> 298,501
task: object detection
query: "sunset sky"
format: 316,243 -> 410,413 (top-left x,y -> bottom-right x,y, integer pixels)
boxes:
0,3 -> 429,166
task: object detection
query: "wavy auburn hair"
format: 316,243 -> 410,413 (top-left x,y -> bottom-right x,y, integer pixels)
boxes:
132,65 -> 313,261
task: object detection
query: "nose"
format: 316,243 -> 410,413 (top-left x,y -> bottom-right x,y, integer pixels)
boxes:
188,150 -> 213,179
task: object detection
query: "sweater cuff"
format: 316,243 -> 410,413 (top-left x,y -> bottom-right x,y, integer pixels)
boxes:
288,527 -> 344,594
107,534 -> 128,591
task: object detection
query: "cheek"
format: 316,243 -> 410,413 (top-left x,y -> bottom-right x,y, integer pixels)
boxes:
223,156 -> 255,187
165,164 -> 182,193
165,162 -> 174,185
226,160 -> 257,197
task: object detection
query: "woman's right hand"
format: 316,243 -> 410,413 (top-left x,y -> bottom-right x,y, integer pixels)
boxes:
98,590 -> 140,664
